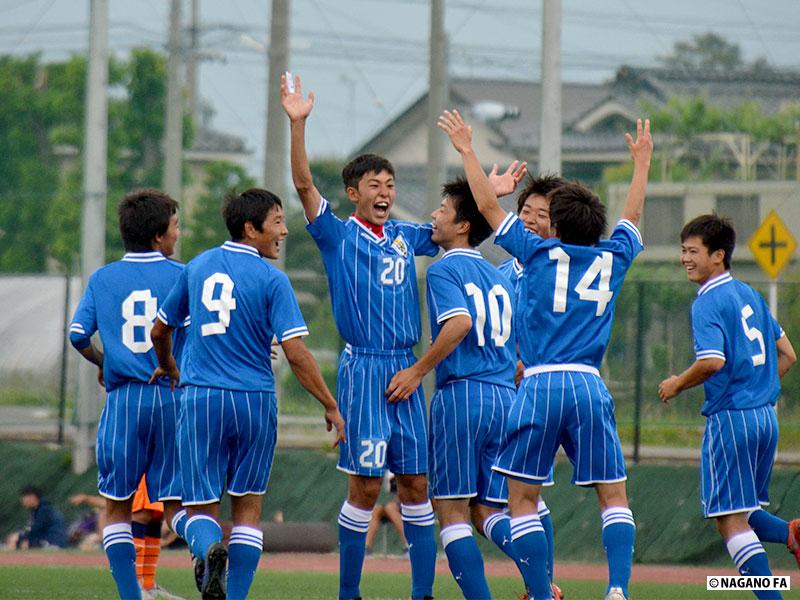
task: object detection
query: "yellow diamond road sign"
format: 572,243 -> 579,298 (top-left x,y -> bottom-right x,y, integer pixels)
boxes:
748,210 -> 797,279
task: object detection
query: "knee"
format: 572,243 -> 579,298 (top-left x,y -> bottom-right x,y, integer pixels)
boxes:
348,478 -> 382,509
396,475 -> 429,504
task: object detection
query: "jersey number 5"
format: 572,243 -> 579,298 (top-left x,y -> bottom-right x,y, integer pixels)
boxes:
201,273 -> 237,336
549,248 -> 613,317
121,290 -> 157,353
464,283 -> 512,347
740,304 -> 766,366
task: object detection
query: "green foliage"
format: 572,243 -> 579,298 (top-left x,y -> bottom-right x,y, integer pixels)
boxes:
181,161 -> 256,260
658,32 -> 749,72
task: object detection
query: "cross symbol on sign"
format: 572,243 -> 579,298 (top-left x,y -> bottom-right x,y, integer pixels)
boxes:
758,224 -> 788,265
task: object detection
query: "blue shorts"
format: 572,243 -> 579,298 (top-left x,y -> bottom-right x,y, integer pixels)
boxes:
493,368 -> 626,486
429,380 -> 513,505
178,386 -> 278,505
701,405 -> 778,518
336,346 -> 428,477
96,382 -> 181,502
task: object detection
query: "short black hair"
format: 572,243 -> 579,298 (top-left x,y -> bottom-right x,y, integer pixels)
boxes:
680,213 -> 735,269
118,189 -> 179,252
441,177 -> 493,247
19,485 -> 42,499
548,183 -> 606,246
341,154 -> 395,190
223,188 -> 283,241
516,173 -> 567,214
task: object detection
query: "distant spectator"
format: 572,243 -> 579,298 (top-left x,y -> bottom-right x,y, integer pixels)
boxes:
68,493 -> 106,550
365,474 -> 408,556
5,486 -> 68,549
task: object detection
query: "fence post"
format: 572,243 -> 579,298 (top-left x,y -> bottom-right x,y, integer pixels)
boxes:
58,269 -> 72,445
633,281 -> 646,464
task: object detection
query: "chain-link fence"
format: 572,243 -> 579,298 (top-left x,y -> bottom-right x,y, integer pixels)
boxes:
2,273 -> 798,457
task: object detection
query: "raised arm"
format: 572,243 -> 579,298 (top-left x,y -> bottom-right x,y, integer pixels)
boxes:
281,337 -> 345,447
281,73 -> 323,222
438,110 -> 525,230
620,118 -> 653,226
385,315 -> 472,402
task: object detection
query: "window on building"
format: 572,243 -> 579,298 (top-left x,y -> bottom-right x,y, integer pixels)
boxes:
716,195 -> 759,243
642,196 -> 684,246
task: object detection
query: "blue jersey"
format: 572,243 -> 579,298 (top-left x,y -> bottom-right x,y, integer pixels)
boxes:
497,257 -> 523,298
494,213 -> 643,369
157,241 -> 308,392
691,273 -> 783,416
307,197 -> 438,349
426,249 -> 516,388
69,252 -> 186,391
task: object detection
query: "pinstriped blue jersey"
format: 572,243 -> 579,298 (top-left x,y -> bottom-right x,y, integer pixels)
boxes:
69,252 -> 186,392
691,273 -> 783,416
426,249 -> 516,389
157,241 -> 308,392
497,257 -> 523,297
307,198 -> 439,349
494,213 -> 643,369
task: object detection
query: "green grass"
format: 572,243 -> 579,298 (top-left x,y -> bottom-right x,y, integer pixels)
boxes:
0,565 -> 735,600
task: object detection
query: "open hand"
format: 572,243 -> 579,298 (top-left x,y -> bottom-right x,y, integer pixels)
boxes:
489,161 -> 527,197
385,366 -> 423,403
437,109 -> 473,154
280,73 -> 315,122
149,358 -> 180,391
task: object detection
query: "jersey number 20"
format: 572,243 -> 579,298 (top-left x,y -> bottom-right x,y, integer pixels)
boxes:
201,273 -> 237,336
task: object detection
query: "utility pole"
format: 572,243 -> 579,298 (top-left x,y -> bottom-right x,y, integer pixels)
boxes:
186,0 -> 200,122
163,0 -> 184,255
539,0 -> 562,175
74,0 -> 109,474
265,0 -> 291,401
422,0 -> 447,399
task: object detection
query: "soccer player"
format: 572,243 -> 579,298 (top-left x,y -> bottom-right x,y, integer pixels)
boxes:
439,109 -> 652,600
151,188 -> 345,600
281,73 -> 523,600
497,174 -> 566,599
658,215 -> 799,599
385,177 -> 517,598
69,189 -> 187,600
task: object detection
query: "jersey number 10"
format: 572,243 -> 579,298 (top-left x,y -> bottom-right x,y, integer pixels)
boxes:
464,283 -> 512,347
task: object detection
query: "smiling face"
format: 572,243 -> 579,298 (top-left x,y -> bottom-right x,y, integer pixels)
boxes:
247,204 -> 288,259
518,194 -> 552,238
347,169 -> 396,226
431,196 -> 468,250
681,235 -> 726,285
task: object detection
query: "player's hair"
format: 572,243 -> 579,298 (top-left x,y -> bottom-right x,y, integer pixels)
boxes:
548,183 -> 606,246
19,485 -> 42,499
516,173 -> 567,214
442,177 -> 493,247
223,188 -> 283,240
341,154 -> 395,189
680,213 -> 735,269
117,189 -> 179,252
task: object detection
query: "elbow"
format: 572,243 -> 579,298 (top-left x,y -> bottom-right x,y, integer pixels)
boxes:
69,333 -> 90,351
150,320 -> 170,344
700,358 -> 725,376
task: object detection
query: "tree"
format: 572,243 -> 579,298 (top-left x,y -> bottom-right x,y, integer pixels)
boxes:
658,32 -> 744,72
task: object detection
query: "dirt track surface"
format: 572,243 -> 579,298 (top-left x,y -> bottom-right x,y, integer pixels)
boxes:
4,550 -> 792,585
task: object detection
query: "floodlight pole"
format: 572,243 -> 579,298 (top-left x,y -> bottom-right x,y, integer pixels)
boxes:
163,0 -> 184,256
75,0 -> 109,474
539,0 -> 562,175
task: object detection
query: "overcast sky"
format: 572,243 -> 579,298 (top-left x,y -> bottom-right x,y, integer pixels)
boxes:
3,0 -> 800,180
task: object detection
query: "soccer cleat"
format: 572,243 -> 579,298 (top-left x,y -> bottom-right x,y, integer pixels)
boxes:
551,582 -> 564,600
140,587 -> 156,600
193,556 -> 205,593
788,518 -> 800,568
201,542 -> 228,600
604,587 -> 627,600
150,584 -> 186,600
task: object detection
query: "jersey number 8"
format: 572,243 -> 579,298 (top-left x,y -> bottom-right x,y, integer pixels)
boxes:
121,290 -> 157,353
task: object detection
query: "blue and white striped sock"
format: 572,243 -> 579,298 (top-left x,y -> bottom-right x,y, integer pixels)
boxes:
401,501 -> 437,600
227,526 -> 263,600
538,499 -> 555,582
726,530 -> 781,600
338,501 -> 372,600
441,523 -> 491,600
510,514 -> 551,600
601,506 -> 635,598
483,511 -> 515,561
103,523 -> 141,600
170,509 -> 188,540
185,514 -> 223,562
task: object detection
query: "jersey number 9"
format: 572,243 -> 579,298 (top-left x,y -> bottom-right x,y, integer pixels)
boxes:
201,273 -> 237,336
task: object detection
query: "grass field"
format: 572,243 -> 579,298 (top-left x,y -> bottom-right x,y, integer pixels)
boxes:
0,565 -> 760,599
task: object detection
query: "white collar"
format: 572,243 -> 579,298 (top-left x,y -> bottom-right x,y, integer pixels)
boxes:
442,248 -> 482,259
697,272 -> 733,296
222,241 -> 260,257
122,252 -> 166,263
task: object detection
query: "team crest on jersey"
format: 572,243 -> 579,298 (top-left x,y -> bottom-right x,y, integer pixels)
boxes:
390,235 -> 409,257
